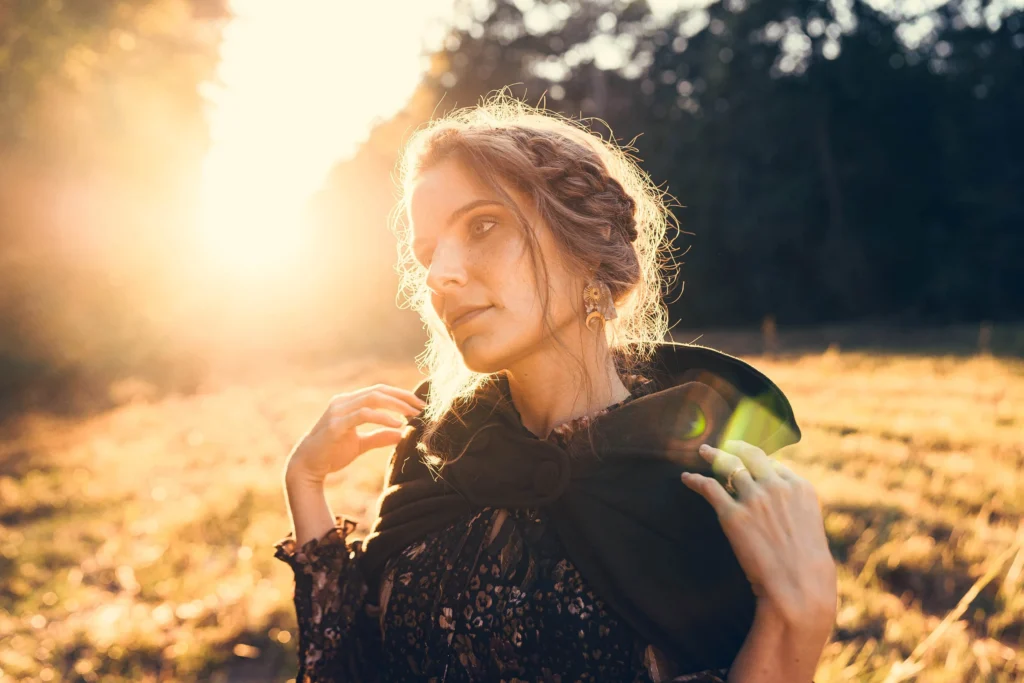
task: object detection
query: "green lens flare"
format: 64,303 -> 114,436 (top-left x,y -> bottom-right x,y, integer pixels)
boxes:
681,404 -> 707,439
717,396 -> 785,448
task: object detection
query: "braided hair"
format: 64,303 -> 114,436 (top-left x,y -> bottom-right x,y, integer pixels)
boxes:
520,131 -> 639,245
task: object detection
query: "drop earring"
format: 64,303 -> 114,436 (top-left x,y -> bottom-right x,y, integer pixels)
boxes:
583,279 -> 617,331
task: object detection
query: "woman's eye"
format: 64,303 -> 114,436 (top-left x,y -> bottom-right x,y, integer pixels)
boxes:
471,218 -> 497,236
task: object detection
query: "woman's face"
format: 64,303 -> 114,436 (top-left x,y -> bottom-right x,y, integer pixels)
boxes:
408,158 -> 584,373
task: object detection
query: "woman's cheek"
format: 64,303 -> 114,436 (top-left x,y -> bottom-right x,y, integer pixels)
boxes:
478,238 -> 526,287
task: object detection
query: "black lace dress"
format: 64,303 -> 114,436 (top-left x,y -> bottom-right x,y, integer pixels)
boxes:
274,390 -> 733,683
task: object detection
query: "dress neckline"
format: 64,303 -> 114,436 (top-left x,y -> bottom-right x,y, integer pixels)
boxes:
544,373 -> 655,446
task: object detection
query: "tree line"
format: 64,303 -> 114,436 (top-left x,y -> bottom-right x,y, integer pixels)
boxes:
428,0 -> 1023,325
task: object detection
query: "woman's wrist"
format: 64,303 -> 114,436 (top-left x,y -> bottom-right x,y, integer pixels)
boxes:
283,467 -> 336,550
284,461 -> 326,489
727,598 -> 833,683
758,552 -> 838,631
756,595 -> 834,634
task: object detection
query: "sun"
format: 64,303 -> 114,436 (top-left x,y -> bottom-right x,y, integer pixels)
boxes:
196,0 -> 457,279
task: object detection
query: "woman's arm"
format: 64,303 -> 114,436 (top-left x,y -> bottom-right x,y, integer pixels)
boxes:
647,596 -> 833,683
274,482 -> 382,683
680,440 -> 838,683
285,467 -> 337,548
727,598 -> 834,683
283,382 -> 424,546
274,384 -> 424,681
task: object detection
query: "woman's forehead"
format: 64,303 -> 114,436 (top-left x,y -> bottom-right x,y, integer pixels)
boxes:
409,163 -> 488,221
411,159 -> 484,202
408,162 -> 517,234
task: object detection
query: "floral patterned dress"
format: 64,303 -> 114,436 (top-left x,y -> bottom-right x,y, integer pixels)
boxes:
274,388 -> 733,683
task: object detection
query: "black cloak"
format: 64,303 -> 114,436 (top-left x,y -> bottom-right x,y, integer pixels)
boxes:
357,341 -> 801,674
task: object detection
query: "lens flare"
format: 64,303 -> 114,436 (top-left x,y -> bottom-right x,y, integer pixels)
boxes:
197,0 -> 455,279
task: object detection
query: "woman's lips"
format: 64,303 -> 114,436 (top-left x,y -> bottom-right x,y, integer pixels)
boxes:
452,306 -> 492,329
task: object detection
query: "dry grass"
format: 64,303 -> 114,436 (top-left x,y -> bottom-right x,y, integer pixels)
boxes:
1,349 -> 1022,682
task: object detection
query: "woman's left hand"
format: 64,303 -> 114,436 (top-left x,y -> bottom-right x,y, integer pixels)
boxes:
680,439 -> 838,627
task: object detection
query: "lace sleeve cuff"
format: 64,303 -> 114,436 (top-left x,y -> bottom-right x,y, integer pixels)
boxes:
274,515 -> 381,682
274,515 -> 361,570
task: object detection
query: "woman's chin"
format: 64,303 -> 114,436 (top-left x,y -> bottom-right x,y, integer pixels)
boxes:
456,337 -> 508,374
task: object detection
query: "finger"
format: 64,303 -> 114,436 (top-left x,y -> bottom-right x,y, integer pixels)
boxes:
699,443 -> 743,477
332,385 -> 427,413
721,439 -> 778,481
357,427 -> 408,452
771,459 -> 801,482
698,446 -> 756,498
358,383 -> 429,409
334,390 -> 426,420
680,472 -> 740,517
729,466 -> 758,499
332,407 -> 408,432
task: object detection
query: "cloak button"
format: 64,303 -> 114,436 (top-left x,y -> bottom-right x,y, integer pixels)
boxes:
533,459 -> 562,498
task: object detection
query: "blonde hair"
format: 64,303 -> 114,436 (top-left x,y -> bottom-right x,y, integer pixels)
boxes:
390,90 -> 682,456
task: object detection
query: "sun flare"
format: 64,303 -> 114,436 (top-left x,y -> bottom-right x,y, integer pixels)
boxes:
197,0 -> 456,279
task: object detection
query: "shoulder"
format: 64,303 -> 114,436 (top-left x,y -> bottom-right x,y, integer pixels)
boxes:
648,342 -> 788,400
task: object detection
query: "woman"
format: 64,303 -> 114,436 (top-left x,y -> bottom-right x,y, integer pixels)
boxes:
275,96 -> 838,682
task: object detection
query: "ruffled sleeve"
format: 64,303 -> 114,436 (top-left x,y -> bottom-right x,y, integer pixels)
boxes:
274,516 -> 382,682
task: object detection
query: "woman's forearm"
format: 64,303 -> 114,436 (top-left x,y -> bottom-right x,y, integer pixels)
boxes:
284,468 -> 336,548
727,599 -> 833,683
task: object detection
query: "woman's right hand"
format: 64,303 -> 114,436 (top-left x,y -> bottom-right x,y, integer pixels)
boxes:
284,383 -> 427,486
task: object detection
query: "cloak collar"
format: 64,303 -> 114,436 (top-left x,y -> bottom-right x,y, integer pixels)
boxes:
360,340 -> 801,673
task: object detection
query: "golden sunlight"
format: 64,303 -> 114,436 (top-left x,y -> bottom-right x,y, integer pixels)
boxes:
197,0 -> 456,279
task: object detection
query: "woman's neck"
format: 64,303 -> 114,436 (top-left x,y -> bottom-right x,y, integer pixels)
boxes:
503,340 -> 631,439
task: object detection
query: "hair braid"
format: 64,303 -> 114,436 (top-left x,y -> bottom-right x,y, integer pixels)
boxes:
524,133 -> 639,244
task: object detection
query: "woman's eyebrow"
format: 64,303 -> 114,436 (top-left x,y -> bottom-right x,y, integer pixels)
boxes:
446,199 -> 503,227
412,199 -> 505,257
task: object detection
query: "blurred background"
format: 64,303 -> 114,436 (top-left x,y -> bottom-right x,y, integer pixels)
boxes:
0,0 -> 1021,681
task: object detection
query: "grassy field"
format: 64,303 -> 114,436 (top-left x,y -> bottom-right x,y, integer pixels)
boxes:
1,350 -> 1022,682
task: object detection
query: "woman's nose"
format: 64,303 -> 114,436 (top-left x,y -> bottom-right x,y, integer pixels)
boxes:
425,242 -> 468,291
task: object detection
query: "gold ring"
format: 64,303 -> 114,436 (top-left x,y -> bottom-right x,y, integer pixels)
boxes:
725,465 -> 749,495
